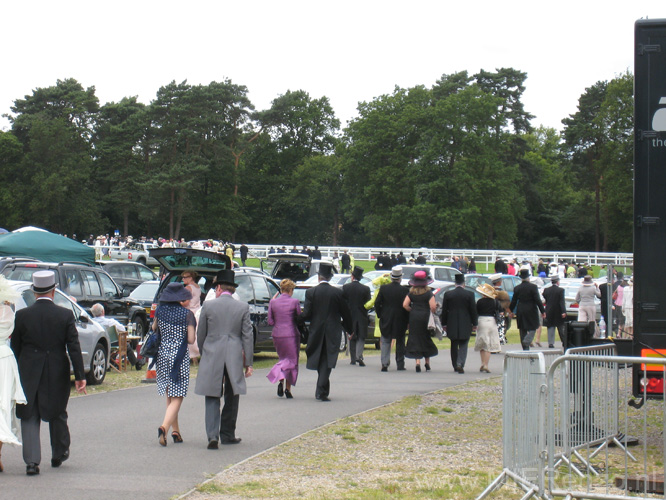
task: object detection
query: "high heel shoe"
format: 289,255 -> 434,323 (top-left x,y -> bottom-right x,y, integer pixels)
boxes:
415,365 -> 421,373
158,426 -> 167,447
284,389 -> 293,399
277,381 -> 284,397
172,431 -> 183,443
425,363 -> 431,372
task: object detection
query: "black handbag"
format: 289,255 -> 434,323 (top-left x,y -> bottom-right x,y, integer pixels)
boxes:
141,328 -> 161,358
298,323 -> 310,345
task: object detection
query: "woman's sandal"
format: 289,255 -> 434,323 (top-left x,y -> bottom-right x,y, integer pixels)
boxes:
172,431 -> 183,443
158,426 -> 167,447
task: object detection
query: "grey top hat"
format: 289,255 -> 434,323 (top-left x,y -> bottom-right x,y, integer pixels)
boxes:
390,266 -> 403,279
32,270 -> 56,293
159,282 -> 192,303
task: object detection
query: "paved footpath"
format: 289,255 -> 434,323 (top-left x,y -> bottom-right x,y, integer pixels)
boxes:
1,346 -> 517,499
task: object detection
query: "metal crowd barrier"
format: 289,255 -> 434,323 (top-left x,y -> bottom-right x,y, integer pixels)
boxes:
478,348 -> 666,500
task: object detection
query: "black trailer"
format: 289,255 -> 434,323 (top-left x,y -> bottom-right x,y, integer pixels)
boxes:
633,19 -> 666,397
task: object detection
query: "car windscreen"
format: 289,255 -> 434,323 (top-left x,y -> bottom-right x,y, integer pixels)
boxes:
292,288 -> 308,303
130,282 -> 160,301
151,249 -> 230,272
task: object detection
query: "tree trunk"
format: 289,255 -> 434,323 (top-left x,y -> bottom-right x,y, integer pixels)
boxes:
595,179 -> 601,252
169,188 -> 175,240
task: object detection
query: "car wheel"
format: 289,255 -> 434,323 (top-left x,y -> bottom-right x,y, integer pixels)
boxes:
86,342 -> 107,385
134,317 -> 147,338
137,257 -> 147,266
339,332 -> 347,352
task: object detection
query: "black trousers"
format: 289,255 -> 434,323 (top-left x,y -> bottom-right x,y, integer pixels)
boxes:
204,367 -> 239,442
316,340 -> 332,399
449,339 -> 469,369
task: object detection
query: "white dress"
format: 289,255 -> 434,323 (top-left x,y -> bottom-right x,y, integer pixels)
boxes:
0,304 -> 27,446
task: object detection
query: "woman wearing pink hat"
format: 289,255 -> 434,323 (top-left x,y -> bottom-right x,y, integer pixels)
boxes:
402,271 -> 438,372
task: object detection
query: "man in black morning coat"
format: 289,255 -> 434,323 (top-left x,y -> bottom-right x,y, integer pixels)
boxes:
509,269 -> 546,350
542,276 -> 567,349
11,271 -> 87,476
300,263 -> 352,401
441,273 -> 478,373
342,266 -> 371,367
375,266 -> 410,371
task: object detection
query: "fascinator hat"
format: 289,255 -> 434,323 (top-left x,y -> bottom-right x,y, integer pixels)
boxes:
0,275 -> 20,304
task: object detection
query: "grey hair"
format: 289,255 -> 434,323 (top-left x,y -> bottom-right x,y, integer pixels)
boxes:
91,303 -> 105,317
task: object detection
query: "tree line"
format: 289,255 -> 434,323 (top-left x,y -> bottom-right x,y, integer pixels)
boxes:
0,69 -> 633,252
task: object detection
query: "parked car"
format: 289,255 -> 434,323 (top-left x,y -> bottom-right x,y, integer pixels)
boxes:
1,261 -> 150,336
9,279 -> 110,385
97,261 -> 158,293
149,248 -> 281,352
260,253 -> 338,283
108,241 -> 159,267
399,264 -> 459,290
129,280 -> 160,315
0,257 -> 40,273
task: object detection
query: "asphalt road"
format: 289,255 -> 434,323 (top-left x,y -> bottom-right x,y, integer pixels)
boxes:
1,346 -> 515,499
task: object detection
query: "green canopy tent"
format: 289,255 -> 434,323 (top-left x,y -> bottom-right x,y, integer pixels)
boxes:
0,230 -> 94,264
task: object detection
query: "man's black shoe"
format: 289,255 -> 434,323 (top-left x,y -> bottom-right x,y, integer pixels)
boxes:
397,366 -> 406,371
26,463 -> 40,475
207,440 -> 219,450
350,361 -> 356,365
51,449 -> 69,468
457,366 -> 465,374
221,437 -> 242,445
316,396 -> 331,402
381,365 -> 388,372
358,360 -> 366,367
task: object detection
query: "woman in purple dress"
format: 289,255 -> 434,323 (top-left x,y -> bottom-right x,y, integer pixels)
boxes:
266,279 -> 301,399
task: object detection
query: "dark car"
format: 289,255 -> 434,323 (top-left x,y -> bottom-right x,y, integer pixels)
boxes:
129,280 -> 160,315
260,253 -> 338,283
2,261 -> 150,336
0,257 -> 40,273
149,248 -> 281,352
9,279 -> 110,385
98,261 -> 158,293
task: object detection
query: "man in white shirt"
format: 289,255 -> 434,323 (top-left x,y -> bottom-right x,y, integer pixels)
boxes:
90,304 -> 143,370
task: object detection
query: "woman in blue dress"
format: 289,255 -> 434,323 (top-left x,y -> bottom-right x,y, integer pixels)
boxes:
153,283 -> 196,446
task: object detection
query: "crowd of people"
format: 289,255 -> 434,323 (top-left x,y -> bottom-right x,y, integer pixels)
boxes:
0,250 -> 632,476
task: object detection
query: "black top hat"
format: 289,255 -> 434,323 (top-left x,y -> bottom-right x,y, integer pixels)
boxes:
519,269 -> 530,280
213,269 -> 238,287
454,273 -> 465,285
351,266 -> 364,281
318,263 -> 334,280
159,282 -> 192,303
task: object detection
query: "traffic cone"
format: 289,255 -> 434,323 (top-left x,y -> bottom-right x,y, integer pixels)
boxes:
142,358 -> 157,383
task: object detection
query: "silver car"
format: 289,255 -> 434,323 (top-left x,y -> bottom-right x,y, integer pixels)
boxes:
9,280 -> 111,385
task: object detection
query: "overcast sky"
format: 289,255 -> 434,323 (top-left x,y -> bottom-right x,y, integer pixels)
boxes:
1,1 -> 663,133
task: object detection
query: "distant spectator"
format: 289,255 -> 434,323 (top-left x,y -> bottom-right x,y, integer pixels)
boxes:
91,304 -> 144,370
240,244 -> 249,266
311,246 -> 321,260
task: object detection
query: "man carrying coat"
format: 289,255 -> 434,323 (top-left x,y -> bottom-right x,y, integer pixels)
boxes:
543,276 -> 567,349
300,263 -> 352,401
195,269 -> 253,449
374,266 -> 409,371
441,273 -> 478,373
510,269 -> 546,350
342,266 -> 371,367
11,271 -> 87,476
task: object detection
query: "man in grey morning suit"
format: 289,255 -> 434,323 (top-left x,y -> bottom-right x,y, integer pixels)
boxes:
195,269 -> 253,449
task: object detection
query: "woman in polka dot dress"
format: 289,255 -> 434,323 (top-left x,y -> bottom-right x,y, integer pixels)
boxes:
154,282 -> 196,447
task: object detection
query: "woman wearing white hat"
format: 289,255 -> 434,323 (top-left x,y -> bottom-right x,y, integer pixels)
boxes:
475,284 -> 501,373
